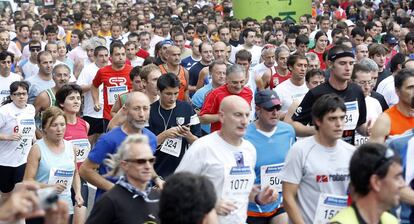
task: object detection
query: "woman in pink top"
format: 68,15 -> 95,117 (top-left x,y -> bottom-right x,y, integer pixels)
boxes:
56,84 -> 90,224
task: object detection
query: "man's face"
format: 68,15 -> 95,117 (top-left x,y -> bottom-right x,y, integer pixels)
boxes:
173,35 -> 185,49
139,34 -> 150,50
92,23 -> 100,34
46,32 -> 57,42
213,42 -> 227,61
121,143 -> 155,187
185,28 -> 195,41
0,55 -> 12,76
70,34 -> 79,46
262,50 -> 275,67
331,57 -> 355,82
0,32 -> 10,51
308,59 -> 320,70
31,30 -> 42,41
126,44 -> 137,60
396,76 -> 414,109
95,50 -> 109,67
52,67 -> 70,88
144,70 -> 161,95
219,27 -> 230,43
129,20 -> 138,32
39,54 -> 54,75
274,20 -> 282,29
159,87 -> 179,108
111,26 -> 122,39
356,45 -> 368,61
307,74 -> 325,89
211,64 -> 226,87
372,53 -> 386,69
277,51 -> 289,70
29,44 -> 41,58
230,27 -> 240,40
256,105 -> 280,127
125,94 -> 151,129
275,31 -> 284,41
352,34 -> 364,46
132,76 -> 144,92
333,33 -> 344,43
244,31 -> 255,47
46,44 -> 58,60
377,163 -> 404,209
20,27 -> 30,39
309,18 -> 317,31
235,59 -> 250,77
167,46 -> 181,66
111,47 -> 126,68
286,38 -> 296,52
219,99 -> 250,138
297,43 -> 308,55
315,108 -> 346,141
226,71 -> 246,94
200,44 -> 214,64
290,59 -> 308,80
101,21 -> 110,32
299,16 -> 307,25
320,20 -> 330,32
390,24 -> 401,39
354,71 -> 373,97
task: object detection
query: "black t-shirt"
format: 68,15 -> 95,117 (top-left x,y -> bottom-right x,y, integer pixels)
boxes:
188,61 -> 208,89
371,91 -> 389,111
86,185 -> 160,224
148,100 -> 201,178
292,81 -> 367,144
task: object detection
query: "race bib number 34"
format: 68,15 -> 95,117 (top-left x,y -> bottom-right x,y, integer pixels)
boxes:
260,163 -> 284,192
344,101 -> 359,131
313,193 -> 348,224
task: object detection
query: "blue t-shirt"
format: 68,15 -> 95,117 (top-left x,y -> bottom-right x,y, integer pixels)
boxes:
180,55 -> 200,70
188,61 -> 209,96
87,127 -> 157,199
244,121 -> 295,214
191,83 -> 213,134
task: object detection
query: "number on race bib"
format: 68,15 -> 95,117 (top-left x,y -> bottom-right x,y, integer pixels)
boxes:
76,148 -> 84,158
230,178 -> 249,190
56,179 -> 68,186
324,209 -> 339,220
345,114 -> 352,123
269,176 -> 281,185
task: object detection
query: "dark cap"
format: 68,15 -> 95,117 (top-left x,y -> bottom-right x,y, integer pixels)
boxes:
383,33 -> 398,45
255,89 -> 282,109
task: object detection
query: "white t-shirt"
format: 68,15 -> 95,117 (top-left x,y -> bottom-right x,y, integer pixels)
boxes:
130,57 -> 145,67
281,136 -> 355,224
67,46 -> 87,63
7,41 -> 22,59
376,75 -> 398,107
176,132 -> 257,224
20,59 -> 39,79
21,41 -> 45,61
275,79 -> 309,113
76,63 -> 103,118
0,103 -> 35,167
354,96 -> 383,146
231,45 -> 262,67
0,72 -> 21,104
252,62 -> 276,79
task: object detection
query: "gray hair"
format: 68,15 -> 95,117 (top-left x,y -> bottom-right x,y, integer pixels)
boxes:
305,52 -> 319,61
103,134 -> 149,177
226,64 -> 245,77
52,63 -> 71,75
81,36 -> 105,51
275,45 -> 289,59
359,58 -> 379,72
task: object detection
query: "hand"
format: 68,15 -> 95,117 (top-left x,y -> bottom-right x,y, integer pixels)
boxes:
153,177 -> 165,190
74,194 -> 84,207
53,183 -> 66,194
164,127 -> 181,139
366,119 -> 373,136
93,104 -> 101,112
256,186 -> 278,205
177,125 -> 192,138
8,133 -> 22,141
215,199 -> 237,216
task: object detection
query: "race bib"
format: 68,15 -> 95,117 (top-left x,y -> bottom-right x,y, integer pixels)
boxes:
160,137 -> 182,157
48,168 -> 74,195
107,85 -> 128,105
17,116 -> 35,138
313,193 -> 348,224
354,132 -> 368,146
344,101 -> 359,131
260,163 -> 284,192
70,139 -> 91,163
222,166 -> 255,200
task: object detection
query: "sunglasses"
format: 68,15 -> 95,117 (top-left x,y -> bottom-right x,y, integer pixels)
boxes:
124,158 -> 156,165
29,47 -> 41,52
263,106 -> 281,112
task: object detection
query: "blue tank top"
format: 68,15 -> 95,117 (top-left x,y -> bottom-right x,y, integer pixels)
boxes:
35,139 -> 75,214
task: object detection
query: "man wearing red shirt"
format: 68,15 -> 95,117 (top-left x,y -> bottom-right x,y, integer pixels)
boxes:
92,42 -> 132,126
199,64 -> 253,132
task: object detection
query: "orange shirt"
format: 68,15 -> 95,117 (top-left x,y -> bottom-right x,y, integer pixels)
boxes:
385,105 -> 414,136
159,64 -> 187,101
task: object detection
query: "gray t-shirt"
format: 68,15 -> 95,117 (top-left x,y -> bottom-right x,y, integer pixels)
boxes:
281,136 -> 355,224
26,74 -> 55,104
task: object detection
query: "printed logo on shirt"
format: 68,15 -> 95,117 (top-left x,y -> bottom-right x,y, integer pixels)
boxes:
233,151 -> 245,167
316,174 -> 350,183
109,77 -> 127,86
294,106 -> 302,116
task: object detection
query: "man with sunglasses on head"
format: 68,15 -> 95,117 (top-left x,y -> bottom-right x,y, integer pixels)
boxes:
245,90 -> 295,223
19,40 -> 41,79
80,92 -> 158,200
0,51 -> 21,104
86,134 -> 160,224
330,143 -> 402,224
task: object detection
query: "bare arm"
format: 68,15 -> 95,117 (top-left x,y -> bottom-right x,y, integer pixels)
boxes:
79,84 -> 92,93
23,145 -> 51,189
107,109 -> 127,131
369,113 -> 390,143
196,67 -> 209,90
282,182 -> 305,224
79,159 -> 114,191
34,92 -> 49,116
284,101 -> 300,124
184,69 -> 190,102
259,69 -> 271,90
71,147 -> 83,206
110,97 -> 122,118
199,114 -> 219,125
400,186 -> 414,205
292,121 -> 316,137
91,85 -> 99,106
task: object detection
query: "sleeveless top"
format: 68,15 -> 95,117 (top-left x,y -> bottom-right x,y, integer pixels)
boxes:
46,88 -> 56,107
270,68 -> 291,90
35,139 -> 75,214
159,64 -> 187,101
385,105 -> 414,136
64,117 -> 90,168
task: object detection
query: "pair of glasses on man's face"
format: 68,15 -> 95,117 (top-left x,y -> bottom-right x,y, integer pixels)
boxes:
29,47 -> 41,52
124,158 -> 156,165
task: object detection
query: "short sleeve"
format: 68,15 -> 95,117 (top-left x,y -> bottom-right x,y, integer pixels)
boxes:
87,136 -> 113,165
280,144 -> 304,184
292,91 -> 315,125
92,69 -> 103,88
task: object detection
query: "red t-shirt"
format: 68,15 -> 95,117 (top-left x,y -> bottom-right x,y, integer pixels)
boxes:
270,68 -> 291,90
92,64 -> 132,120
199,84 -> 253,132
136,48 -> 150,59
309,49 -> 326,70
63,117 -> 90,169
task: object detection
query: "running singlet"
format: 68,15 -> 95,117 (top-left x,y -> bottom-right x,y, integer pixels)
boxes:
159,64 -> 187,101
385,105 -> 414,136
270,68 -> 291,90
64,117 -> 90,169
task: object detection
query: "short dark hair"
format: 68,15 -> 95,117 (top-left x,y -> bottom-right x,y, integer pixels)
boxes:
159,172 -> 217,224
305,69 -> 324,83
351,27 -> 366,38
394,68 -> 414,90
287,54 -> 307,70
110,41 -> 125,55
94,46 -> 108,57
235,49 -> 252,62
0,51 -> 14,63
242,28 -> 256,38
311,94 -> 346,130
404,32 -> 414,45
129,66 -> 142,81
157,73 -> 180,92
350,143 -> 401,196
56,84 -> 83,109
390,53 -> 406,73
44,24 -> 58,35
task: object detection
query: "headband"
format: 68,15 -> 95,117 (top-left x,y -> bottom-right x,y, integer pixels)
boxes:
328,51 -> 355,62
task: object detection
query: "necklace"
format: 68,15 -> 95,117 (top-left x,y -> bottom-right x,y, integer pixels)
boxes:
158,101 -> 174,131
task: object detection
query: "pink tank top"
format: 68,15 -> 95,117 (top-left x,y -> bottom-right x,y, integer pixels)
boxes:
64,117 -> 90,169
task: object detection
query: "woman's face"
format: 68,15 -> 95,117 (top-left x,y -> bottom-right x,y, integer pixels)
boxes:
316,35 -> 328,50
43,115 -> 66,141
10,86 -> 28,109
58,44 -> 67,57
61,92 -> 81,114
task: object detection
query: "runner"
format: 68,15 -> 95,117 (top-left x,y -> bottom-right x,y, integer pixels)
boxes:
282,94 -> 355,224
0,51 -> 21,104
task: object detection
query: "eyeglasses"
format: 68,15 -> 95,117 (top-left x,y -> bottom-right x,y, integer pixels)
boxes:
124,158 -> 156,165
12,92 -> 27,97
0,60 -> 12,65
356,80 -> 373,86
29,47 -> 41,52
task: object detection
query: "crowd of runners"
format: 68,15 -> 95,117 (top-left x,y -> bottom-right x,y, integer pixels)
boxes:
0,0 -> 414,223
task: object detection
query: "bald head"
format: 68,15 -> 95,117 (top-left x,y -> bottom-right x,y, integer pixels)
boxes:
125,91 -> 150,107
167,45 -> 181,54
219,95 -> 251,141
